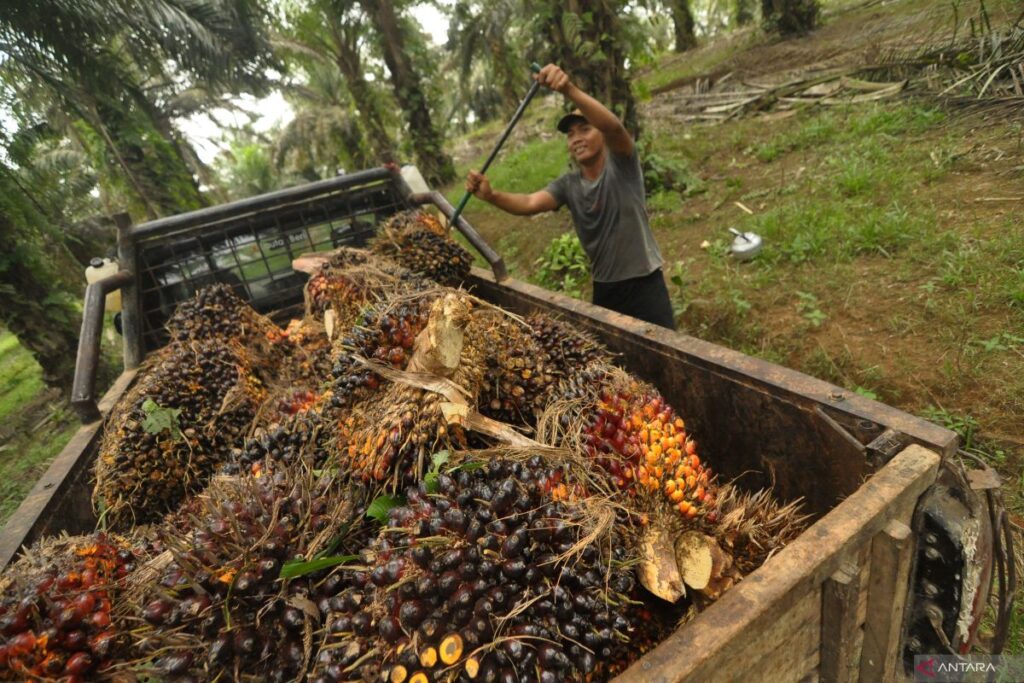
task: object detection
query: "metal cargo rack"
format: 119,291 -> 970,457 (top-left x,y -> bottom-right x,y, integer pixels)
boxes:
72,165 -> 506,422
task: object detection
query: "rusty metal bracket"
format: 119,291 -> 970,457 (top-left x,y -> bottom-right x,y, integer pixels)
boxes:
866,428 -> 914,470
72,269 -> 133,423
814,405 -> 869,454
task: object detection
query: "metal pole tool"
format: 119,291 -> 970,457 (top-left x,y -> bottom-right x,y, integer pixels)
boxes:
449,63 -> 543,228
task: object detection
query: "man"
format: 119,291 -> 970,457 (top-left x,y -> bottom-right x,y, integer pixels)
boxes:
465,63 -> 675,330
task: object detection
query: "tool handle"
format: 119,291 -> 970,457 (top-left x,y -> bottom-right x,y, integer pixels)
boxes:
450,63 -> 543,227
728,227 -> 750,242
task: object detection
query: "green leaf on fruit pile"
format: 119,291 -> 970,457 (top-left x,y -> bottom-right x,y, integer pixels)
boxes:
366,494 -> 404,524
423,450 -> 451,493
141,399 -> 183,441
279,554 -> 359,579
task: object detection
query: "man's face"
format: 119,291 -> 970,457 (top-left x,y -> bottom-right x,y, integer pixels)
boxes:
566,121 -> 605,165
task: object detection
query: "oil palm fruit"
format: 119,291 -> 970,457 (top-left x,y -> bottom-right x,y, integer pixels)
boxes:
539,365 -> 716,522
525,313 -> 608,374
312,456 -> 658,683
330,295 -> 437,411
371,211 -> 471,286
130,465 -> 367,682
0,534 -> 139,681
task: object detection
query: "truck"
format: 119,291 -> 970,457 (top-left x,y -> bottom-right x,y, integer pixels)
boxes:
0,165 -> 1014,682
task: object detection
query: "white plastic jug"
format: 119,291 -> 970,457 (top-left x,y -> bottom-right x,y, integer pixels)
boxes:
85,257 -> 122,313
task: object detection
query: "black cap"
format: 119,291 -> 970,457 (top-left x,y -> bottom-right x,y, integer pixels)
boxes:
556,109 -> 587,133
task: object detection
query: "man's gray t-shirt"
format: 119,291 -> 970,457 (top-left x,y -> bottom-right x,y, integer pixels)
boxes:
544,147 -> 664,283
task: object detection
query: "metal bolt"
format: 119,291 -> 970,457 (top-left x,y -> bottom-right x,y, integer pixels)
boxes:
924,546 -> 941,561
924,603 -> 944,622
924,533 -> 939,545
907,637 -> 922,651
829,391 -> 845,402
922,581 -> 939,597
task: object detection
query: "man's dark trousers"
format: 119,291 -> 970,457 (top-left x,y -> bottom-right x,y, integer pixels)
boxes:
592,268 -> 676,330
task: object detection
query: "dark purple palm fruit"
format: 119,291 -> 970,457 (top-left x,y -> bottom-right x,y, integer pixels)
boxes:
329,295 -> 436,411
314,455 -> 659,682
128,464 -> 368,681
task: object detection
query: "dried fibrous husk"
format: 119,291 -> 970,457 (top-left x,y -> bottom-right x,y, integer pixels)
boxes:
707,482 -> 810,575
640,525 -> 686,602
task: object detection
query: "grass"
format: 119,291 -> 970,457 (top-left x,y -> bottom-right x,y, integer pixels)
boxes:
0,421 -> 79,522
0,330 -> 80,524
0,333 -> 43,423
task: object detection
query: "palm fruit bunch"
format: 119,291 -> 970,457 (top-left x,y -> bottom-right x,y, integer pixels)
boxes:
166,284 -> 289,365
469,311 -> 561,429
539,365 -> 716,523
228,410 -> 334,475
166,283 -> 246,342
337,293 -> 486,487
330,294 -> 437,411
94,337 -> 266,528
0,534 -> 140,681
283,317 -> 335,386
371,210 -> 472,286
305,249 -> 372,317
339,381 -> 472,485
304,249 -> 431,328
312,455 -> 661,683
525,313 -> 609,375
129,466 -> 367,682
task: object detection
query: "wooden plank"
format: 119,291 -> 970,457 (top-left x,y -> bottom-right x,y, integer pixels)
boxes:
852,543 -> 872,671
821,559 -> 862,683
721,586 -> 822,682
615,445 -> 940,683
858,519 -> 914,683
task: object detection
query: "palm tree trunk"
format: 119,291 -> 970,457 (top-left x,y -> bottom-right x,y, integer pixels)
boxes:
761,0 -> 819,35
0,190 -> 83,395
93,96 -> 206,217
735,0 -> 755,25
547,0 -> 640,139
489,36 -> 522,117
361,0 -> 455,185
86,104 -> 161,220
332,26 -> 398,166
135,94 -> 215,206
668,0 -> 698,52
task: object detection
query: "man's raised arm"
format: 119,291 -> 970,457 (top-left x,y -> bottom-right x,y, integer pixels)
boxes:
535,63 -> 634,157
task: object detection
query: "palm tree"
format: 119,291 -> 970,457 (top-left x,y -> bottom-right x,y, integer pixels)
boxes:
360,0 -> 456,185
0,0 -> 276,392
0,161 -> 89,393
275,0 -> 399,166
527,0 -> 640,138
1,0 -> 276,217
276,61 -> 375,177
447,0 -> 527,120
666,0 -> 698,52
